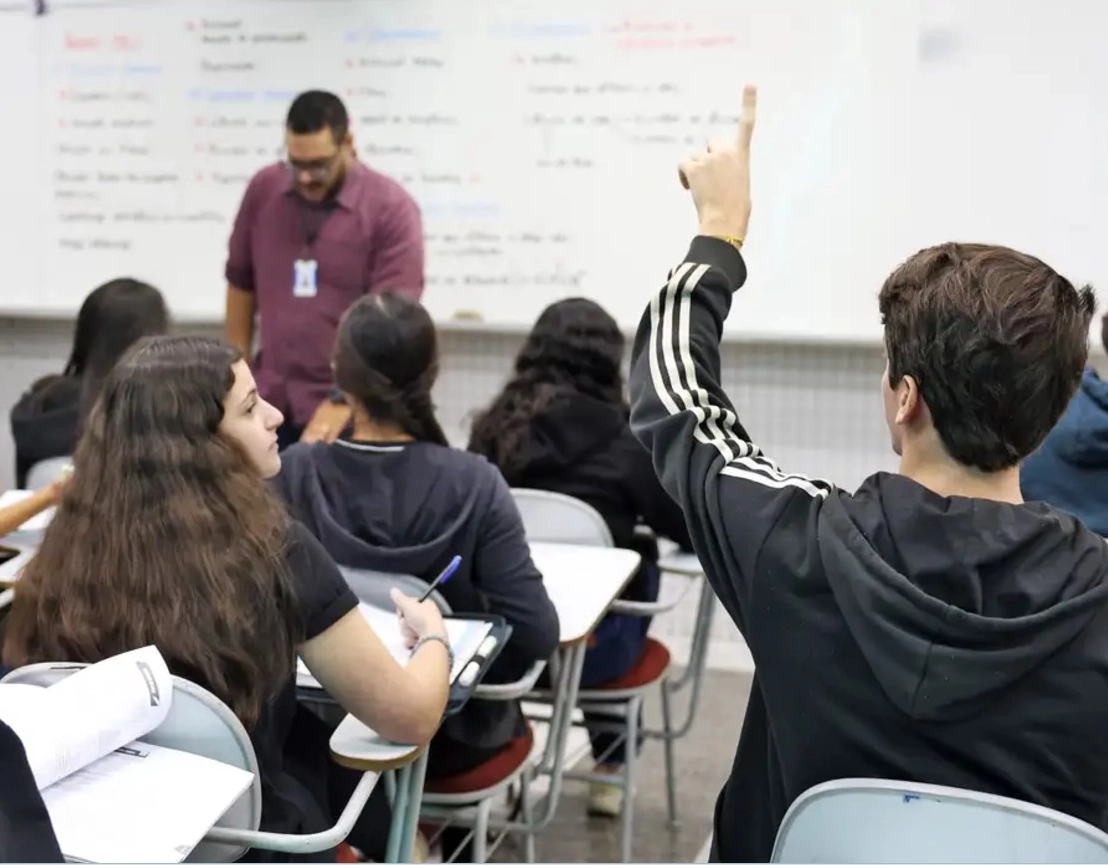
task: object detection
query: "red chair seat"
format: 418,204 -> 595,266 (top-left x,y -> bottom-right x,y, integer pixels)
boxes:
424,727 -> 534,795
588,637 -> 671,691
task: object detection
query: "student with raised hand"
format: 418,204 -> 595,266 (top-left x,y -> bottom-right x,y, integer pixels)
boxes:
2,336 -> 450,859
10,278 -> 168,487
277,294 -> 558,787
1021,312 -> 1108,534
630,86 -> 1108,862
469,297 -> 691,817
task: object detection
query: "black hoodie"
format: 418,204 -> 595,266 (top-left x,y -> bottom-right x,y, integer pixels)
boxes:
629,237 -> 1108,862
10,376 -> 82,488
275,439 -> 560,758
0,719 -> 62,862
470,392 -> 692,574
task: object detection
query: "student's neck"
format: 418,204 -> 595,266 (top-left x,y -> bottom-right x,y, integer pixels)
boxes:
898,450 -> 1023,504
350,417 -> 413,444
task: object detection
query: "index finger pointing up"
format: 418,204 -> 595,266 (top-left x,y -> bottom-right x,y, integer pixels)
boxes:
737,84 -> 757,152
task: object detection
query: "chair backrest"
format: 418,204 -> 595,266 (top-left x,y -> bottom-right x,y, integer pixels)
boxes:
510,488 -> 614,547
338,565 -> 452,614
25,457 -> 72,492
772,778 -> 1108,863
1,663 -> 262,863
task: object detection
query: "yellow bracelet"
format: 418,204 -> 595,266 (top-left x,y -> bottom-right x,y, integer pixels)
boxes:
708,234 -> 744,252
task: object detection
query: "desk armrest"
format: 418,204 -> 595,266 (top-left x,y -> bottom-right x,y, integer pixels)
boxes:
329,714 -> 425,772
611,574 -> 698,617
473,660 -> 547,701
204,770 -> 378,854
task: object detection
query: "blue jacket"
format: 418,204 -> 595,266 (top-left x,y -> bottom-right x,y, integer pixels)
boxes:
1022,369 -> 1108,536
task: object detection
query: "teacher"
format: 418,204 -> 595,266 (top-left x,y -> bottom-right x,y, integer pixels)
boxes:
224,89 -> 424,447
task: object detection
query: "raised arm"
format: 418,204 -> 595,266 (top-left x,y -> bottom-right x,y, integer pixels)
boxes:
627,87 -> 832,631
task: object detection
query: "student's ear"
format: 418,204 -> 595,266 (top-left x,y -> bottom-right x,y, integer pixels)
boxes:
894,375 -> 923,426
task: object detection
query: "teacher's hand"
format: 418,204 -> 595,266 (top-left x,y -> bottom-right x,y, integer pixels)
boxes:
678,84 -> 757,242
300,399 -> 352,444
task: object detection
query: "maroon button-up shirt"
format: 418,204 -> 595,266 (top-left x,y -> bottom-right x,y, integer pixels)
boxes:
225,161 -> 424,425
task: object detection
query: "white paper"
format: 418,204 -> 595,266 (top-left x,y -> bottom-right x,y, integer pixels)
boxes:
0,489 -> 55,532
0,645 -> 171,790
43,740 -> 252,863
297,604 -> 493,688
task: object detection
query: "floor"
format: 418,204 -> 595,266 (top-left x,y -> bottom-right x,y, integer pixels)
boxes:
489,668 -> 753,863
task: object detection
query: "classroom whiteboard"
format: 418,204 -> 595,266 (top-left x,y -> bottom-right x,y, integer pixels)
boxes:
0,0 -> 1105,342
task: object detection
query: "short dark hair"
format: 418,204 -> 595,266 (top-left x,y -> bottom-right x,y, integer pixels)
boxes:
286,90 -> 348,142
879,242 -> 1095,472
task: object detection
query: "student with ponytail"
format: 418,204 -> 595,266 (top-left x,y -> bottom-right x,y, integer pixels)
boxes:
277,293 -> 559,790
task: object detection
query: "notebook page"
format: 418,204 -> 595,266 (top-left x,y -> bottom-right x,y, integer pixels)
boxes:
43,740 -> 252,863
297,607 -> 494,687
15,646 -> 172,790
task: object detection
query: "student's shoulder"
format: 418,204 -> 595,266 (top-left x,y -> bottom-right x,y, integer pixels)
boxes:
432,445 -> 512,488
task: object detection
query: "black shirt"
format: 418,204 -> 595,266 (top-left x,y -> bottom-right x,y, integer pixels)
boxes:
248,522 -> 358,837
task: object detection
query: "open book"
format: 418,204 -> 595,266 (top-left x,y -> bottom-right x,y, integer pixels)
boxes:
0,646 -> 253,863
297,602 -> 494,689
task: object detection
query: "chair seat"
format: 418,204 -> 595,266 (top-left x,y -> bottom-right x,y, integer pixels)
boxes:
424,727 -> 535,795
587,637 -> 671,692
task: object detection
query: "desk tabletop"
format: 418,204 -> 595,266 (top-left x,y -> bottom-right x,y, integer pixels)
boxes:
329,714 -> 425,772
529,542 -> 640,646
0,534 -> 40,589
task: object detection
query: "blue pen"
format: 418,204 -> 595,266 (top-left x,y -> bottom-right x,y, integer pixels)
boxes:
418,554 -> 461,602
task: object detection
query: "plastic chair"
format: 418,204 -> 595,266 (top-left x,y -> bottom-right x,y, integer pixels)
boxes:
25,457 -> 72,492
511,488 -> 679,863
773,778 -> 1108,863
2,663 -> 378,862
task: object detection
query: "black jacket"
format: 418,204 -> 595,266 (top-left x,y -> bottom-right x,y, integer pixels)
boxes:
471,393 -> 691,574
0,719 -> 62,862
10,376 -> 82,488
629,237 -> 1108,862
276,439 -> 559,755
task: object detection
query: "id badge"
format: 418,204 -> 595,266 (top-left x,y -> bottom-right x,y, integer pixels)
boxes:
293,258 -> 319,298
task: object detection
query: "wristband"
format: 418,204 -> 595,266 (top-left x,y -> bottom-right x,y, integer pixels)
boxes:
413,633 -> 454,675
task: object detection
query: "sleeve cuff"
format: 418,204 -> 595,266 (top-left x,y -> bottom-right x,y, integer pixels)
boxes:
687,236 -> 748,291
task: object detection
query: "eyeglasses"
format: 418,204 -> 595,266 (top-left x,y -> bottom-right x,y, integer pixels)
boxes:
284,150 -> 341,180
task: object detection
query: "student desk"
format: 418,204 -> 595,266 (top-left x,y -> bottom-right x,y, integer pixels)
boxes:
0,533 -> 39,590
505,541 -> 641,840
329,717 -> 425,863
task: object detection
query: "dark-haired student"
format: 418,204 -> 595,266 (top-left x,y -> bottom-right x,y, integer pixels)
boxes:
10,278 -> 168,487
630,86 -> 1108,863
1021,313 -> 1108,535
469,296 -> 691,818
277,294 -> 559,799
3,335 -> 451,862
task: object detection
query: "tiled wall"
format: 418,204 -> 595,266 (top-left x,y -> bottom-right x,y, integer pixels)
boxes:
0,316 -> 897,673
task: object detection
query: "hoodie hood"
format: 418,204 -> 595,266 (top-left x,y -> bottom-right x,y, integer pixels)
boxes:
278,440 -> 491,578
509,393 -> 628,479
1039,369 -> 1108,467
10,376 -> 82,485
818,472 -> 1108,722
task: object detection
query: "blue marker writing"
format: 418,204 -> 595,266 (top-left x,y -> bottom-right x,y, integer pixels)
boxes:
418,554 -> 461,603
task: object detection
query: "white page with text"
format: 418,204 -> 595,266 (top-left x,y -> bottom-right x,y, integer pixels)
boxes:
0,645 -> 171,789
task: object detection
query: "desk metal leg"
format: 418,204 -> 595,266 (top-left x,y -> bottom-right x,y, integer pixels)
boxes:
397,750 -> 428,862
384,750 -> 429,863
